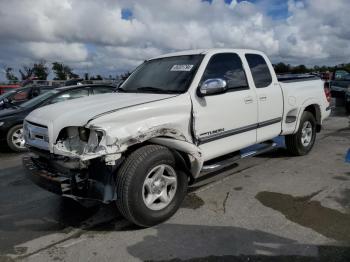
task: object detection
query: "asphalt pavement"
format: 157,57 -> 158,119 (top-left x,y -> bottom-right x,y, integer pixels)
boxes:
0,107 -> 349,262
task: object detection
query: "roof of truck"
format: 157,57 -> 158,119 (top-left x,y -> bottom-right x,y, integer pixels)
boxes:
150,48 -> 264,60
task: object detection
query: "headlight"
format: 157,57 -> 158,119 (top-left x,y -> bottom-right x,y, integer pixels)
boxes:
0,122 -> 4,127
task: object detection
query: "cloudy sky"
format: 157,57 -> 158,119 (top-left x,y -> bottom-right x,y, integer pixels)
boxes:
0,0 -> 349,80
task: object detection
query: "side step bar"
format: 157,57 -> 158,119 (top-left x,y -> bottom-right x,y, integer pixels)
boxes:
201,141 -> 278,175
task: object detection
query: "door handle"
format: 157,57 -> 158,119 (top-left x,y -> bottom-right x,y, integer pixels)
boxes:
259,95 -> 267,101
244,96 -> 254,104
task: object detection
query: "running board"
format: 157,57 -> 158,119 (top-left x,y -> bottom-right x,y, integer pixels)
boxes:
201,142 -> 278,175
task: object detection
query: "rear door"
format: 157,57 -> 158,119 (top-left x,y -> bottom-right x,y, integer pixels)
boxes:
245,53 -> 283,142
192,52 -> 258,161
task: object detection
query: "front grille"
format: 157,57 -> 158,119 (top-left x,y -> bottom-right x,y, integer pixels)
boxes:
24,121 -> 49,150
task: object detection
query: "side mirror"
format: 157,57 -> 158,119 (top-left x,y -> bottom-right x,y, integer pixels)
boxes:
198,78 -> 227,97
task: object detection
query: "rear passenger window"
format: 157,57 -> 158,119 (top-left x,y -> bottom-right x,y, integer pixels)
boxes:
245,54 -> 272,88
202,53 -> 248,90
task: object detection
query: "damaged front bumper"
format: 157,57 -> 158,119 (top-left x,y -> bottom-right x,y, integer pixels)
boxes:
23,154 -> 119,203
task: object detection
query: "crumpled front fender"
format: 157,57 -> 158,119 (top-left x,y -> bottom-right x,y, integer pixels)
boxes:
149,137 -> 203,178
51,93 -> 196,168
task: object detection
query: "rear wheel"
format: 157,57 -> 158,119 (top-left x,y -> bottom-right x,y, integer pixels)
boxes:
285,111 -> 316,156
6,124 -> 27,152
115,145 -> 188,227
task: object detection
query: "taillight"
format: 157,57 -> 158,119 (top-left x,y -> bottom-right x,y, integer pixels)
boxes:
324,82 -> 331,103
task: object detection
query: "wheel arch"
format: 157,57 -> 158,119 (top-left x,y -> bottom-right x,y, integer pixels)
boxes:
141,137 -> 203,182
303,104 -> 322,132
293,100 -> 322,134
7,121 -> 24,133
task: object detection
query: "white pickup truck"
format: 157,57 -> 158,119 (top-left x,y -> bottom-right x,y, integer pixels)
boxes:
23,49 -> 331,227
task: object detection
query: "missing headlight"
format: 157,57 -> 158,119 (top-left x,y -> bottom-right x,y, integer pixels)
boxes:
78,127 -> 90,142
96,130 -> 104,143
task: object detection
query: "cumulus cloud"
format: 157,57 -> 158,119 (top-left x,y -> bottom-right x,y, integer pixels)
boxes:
0,0 -> 349,80
27,42 -> 88,61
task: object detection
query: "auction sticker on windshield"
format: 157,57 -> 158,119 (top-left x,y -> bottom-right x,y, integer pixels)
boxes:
170,64 -> 194,71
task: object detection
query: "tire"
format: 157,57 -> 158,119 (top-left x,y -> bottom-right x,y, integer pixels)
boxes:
285,111 -> 316,156
115,144 -> 188,227
6,124 -> 27,152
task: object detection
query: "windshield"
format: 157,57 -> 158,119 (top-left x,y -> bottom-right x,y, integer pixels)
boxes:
334,70 -> 349,79
20,90 -> 59,108
120,55 -> 204,94
0,90 -> 16,100
0,87 -> 31,100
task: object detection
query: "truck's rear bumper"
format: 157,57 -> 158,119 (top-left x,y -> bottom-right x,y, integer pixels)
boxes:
23,155 -> 115,203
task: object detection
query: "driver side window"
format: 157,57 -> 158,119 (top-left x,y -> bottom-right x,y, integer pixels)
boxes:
201,53 -> 249,91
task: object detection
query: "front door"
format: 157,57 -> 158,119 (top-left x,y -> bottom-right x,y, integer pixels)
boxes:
192,53 -> 258,161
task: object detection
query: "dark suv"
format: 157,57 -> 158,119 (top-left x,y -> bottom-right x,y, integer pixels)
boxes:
0,85 -> 55,110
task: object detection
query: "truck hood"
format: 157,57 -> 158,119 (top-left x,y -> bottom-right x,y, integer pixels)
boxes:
25,93 -> 176,128
25,92 -> 192,157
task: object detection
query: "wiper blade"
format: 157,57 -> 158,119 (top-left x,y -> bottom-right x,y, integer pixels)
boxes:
136,86 -> 164,92
136,86 -> 179,94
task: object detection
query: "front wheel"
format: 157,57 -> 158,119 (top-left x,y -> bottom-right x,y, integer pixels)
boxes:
115,145 -> 188,227
285,111 -> 316,156
6,124 -> 27,152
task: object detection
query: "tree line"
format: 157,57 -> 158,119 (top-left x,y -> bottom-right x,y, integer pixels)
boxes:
3,61 -> 110,82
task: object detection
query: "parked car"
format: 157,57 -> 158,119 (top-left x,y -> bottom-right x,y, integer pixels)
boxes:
329,69 -> 350,112
0,85 -> 55,110
330,69 -> 350,97
0,84 -> 115,152
0,83 -> 21,95
23,49 -> 331,227
0,77 -> 42,95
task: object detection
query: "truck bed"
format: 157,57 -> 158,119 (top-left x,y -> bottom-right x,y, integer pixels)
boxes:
279,78 -> 329,135
277,74 -> 319,83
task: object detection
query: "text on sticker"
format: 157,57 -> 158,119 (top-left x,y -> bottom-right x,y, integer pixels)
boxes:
170,65 -> 194,71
